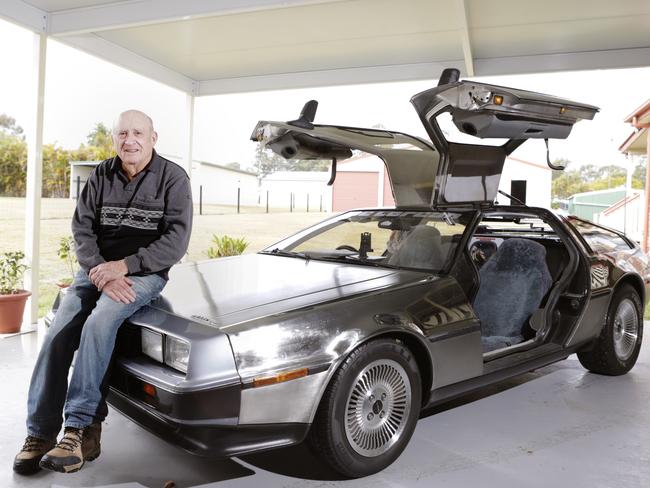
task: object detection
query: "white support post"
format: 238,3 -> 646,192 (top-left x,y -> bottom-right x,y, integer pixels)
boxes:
455,0 -> 474,77
24,31 -> 47,326
185,92 -> 195,179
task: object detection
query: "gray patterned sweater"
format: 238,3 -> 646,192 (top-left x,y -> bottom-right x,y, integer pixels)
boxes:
72,151 -> 193,279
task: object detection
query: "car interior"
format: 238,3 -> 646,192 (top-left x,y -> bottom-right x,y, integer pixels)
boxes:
466,212 -> 571,353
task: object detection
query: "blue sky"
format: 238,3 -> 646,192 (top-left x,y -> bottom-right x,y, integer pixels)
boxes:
1,16 -> 648,172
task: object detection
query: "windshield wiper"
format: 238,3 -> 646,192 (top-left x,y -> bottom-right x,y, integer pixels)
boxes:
262,248 -> 310,260
310,254 -> 396,268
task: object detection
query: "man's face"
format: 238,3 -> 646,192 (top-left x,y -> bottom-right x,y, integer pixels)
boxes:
112,111 -> 157,173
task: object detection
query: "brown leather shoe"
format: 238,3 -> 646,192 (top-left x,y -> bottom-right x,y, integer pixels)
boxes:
39,427 -> 85,473
13,435 -> 56,475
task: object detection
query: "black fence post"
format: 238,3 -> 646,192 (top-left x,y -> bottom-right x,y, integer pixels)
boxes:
199,185 -> 203,215
306,194 -> 310,212
76,176 -> 81,200
237,187 -> 241,214
266,191 -> 269,213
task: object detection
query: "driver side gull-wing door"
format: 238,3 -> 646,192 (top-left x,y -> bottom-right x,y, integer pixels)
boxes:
251,122 -> 440,208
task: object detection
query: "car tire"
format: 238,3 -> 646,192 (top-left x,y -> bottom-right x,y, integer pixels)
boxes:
577,284 -> 643,376
308,337 -> 421,478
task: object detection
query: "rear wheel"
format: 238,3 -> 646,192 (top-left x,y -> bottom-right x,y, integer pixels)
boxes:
308,338 -> 421,478
577,284 -> 643,375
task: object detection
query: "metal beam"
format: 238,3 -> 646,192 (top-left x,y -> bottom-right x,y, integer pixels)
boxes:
0,0 -> 47,34
24,32 -> 47,326
455,0 -> 474,77
474,47 -> 650,77
197,61 -> 455,96
197,46 -> 650,96
56,33 -> 196,94
49,0 -> 347,36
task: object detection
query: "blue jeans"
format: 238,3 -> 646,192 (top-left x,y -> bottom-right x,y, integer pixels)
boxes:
26,269 -> 166,440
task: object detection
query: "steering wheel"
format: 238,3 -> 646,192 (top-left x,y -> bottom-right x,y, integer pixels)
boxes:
336,244 -> 358,253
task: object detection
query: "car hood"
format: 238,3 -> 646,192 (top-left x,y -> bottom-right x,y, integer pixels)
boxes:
149,253 -> 427,330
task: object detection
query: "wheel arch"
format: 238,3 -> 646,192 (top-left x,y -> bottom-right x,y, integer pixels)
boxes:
312,329 -> 433,420
614,273 -> 646,308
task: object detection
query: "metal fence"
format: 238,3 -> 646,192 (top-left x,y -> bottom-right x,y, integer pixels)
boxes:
194,185 -> 329,215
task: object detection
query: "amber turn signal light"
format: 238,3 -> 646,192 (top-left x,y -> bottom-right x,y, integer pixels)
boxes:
493,95 -> 503,105
252,368 -> 309,388
143,383 -> 157,397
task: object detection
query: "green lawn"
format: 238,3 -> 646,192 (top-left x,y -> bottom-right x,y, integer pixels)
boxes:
1,197 -> 328,318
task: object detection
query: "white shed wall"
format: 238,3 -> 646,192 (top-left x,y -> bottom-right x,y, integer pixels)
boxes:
69,165 -> 96,199
260,172 -> 331,212
499,158 -> 552,208
192,164 -> 259,206
595,191 -> 645,243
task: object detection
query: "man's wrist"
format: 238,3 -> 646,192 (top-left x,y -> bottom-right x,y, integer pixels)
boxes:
123,255 -> 141,275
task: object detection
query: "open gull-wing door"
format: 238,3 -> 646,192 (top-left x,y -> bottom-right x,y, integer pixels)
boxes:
410,69 -> 599,206
252,69 -> 599,208
251,116 -> 441,208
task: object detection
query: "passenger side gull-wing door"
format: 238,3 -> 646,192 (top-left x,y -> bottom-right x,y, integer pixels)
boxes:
410,69 -> 599,206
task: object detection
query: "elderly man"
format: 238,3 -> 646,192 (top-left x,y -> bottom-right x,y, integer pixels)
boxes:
13,110 -> 192,475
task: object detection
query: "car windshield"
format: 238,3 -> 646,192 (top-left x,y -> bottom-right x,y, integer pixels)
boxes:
262,210 -> 469,272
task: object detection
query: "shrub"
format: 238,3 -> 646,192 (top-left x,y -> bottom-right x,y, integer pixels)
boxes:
0,251 -> 29,294
57,236 -> 78,282
207,235 -> 249,258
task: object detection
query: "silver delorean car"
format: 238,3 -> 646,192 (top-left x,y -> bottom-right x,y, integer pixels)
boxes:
49,69 -> 650,478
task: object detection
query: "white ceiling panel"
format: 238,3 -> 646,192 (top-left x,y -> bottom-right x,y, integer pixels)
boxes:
472,15 -> 650,59
1,0 -> 649,95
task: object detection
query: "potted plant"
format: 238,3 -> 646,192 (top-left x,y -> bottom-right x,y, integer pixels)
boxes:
0,251 -> 30,334
56,236 -> 77,288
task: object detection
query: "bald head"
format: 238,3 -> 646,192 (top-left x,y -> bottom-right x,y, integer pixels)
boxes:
112,109 -> 158,179
112,110 -> 154,135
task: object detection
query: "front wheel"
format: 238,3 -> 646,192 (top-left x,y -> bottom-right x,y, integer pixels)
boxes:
308,338 -> 421,478
577,284 -> 643,375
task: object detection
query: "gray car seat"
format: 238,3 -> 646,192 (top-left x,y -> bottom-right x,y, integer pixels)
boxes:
473,238 -> 552,352
387,225 -> 444,270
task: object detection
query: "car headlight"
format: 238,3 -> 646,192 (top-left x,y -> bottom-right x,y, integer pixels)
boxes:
165,336 -> 190,373
140,329 -> 190,373
141,328 -> 163,363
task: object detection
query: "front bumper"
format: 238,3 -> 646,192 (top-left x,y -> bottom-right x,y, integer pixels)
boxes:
108,364 -> 310,457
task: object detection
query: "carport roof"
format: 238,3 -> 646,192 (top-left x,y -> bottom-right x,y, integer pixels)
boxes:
2,0 -> 650,95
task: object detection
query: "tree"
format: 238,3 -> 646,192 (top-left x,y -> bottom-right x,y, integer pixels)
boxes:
0,134 -> 27,196
0,114 -> 24,137
84,122 -> 114,160
87,123 -> 112,148
254,142 -> 290,178
632,161 -> 647,189
551,169 -> 589,199
288,159 -> 331,172
579,163 -> 601,182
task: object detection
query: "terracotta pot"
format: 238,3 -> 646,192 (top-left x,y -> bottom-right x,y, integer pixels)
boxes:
0,290 -> 31,334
